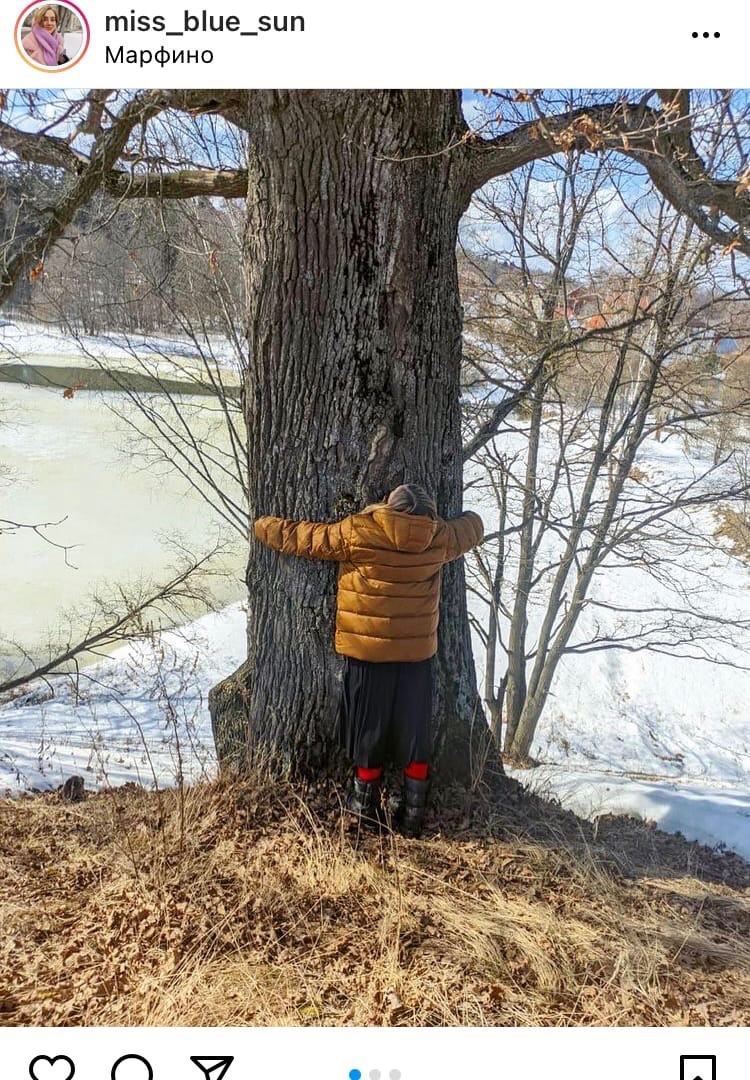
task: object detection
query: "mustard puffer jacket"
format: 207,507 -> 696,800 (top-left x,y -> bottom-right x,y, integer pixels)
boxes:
254,506 -> 484,662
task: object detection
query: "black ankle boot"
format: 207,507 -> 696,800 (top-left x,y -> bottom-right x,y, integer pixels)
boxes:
396,776 -> 430,838
346,775 -> 385,830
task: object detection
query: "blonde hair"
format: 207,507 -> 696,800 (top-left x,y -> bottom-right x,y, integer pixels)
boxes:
359,483 -> 437,519
386,483 -> 437,519
360,499 -> 386,515
32,6 -> 58,26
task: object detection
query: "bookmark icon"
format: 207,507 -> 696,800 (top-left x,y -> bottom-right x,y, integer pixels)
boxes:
190,1058 -> 234,1080
680,1057 -> 716,1080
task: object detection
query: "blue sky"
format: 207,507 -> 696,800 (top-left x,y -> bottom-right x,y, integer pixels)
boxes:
3,88 -> 748,284
459,89 -> 749,284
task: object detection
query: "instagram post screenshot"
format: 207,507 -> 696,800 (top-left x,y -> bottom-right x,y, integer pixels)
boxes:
0,0 -> 748,1074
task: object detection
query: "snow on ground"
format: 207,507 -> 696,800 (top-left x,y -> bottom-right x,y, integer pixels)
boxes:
507,765 -> 750,862
0,317 -> 241,376
460,410 -> 750,862
2,321 -> 750,862
1,590 -> 749,861
0,604 -> 246,795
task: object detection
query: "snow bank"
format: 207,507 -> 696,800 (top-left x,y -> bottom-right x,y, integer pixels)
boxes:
509,764 -> 750,863
0,317 -> 241,373
0,604 -> 246,795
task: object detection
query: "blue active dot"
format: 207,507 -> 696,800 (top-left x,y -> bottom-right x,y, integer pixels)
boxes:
349,1072 -> 362,1080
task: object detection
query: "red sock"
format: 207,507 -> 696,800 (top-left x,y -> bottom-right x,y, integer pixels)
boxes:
404,761 -> 429,781
357,766 -> 383,782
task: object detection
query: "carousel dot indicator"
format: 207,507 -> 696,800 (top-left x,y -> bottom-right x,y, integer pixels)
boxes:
390,1072 -> 402,1080
349,1072 -> 362,1080
370,1072 -> 381,1080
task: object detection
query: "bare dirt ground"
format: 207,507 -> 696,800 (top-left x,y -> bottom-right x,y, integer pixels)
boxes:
1,774 -> 748,1026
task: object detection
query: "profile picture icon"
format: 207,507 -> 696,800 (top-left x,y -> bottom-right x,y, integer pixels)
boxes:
16,2 -> 90,71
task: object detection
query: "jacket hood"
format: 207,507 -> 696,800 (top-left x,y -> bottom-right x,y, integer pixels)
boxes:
370,507 -> 439,553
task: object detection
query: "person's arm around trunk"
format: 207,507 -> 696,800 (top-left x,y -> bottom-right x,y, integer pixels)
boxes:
442,510 -> 484,562
254,514 -> 353,562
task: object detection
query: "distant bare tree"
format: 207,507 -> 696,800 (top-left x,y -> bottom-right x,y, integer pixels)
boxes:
463,140 -> 750,762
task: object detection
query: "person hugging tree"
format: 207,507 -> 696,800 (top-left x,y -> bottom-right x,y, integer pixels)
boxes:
253,482 -> 484,838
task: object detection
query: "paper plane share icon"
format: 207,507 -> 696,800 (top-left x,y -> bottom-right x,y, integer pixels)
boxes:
190,1057 -> 234,1080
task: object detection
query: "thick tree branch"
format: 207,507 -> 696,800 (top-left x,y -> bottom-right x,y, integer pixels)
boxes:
76,89 -> 116,138
2,89 -> 748,312
466,102 -> 654,186
1,90 -> 169,305
0,89 -> 248,307
0,118 -> 248,198
104,167 -> 248,200
466,97 -> 750,256
631,154 -> 746,251
0,119 -> 87,171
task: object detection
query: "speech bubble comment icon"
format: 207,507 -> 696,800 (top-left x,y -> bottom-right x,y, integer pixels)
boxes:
111,1056 -> 154,1080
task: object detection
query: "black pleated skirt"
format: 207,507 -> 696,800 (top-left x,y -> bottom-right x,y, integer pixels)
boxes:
336,656 -> 433,768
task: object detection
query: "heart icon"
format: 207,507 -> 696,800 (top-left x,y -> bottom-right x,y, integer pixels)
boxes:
29,1056 -> 76,1080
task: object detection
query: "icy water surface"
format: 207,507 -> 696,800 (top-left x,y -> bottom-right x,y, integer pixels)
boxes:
1,378 -> 246,680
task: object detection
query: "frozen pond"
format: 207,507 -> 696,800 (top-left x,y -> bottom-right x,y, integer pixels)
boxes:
1,377 -> 247,682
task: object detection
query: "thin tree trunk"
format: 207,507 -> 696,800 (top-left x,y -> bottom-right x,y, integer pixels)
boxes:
510,316 -> 670,760
503,381 -> 543,752
210,91 -> 493,782
484,493 -> 507,742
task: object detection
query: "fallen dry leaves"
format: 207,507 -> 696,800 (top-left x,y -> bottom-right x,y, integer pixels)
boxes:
0,776 -> 748,1026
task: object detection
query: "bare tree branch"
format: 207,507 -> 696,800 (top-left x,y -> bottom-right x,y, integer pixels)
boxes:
0,515 -> 79,567
0,544 -> 227,697
465,97 -> 750,256
104,168 -> 248,200
0,89 -> 248,306
0,122 -> 247,199
0,119 -> 87,171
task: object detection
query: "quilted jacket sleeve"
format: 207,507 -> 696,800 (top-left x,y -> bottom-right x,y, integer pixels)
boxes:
253,515 -> 352,562
442,510 -> 484,562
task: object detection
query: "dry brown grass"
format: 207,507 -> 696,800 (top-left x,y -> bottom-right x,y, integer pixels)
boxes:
715,507 -> 750,563
1,777 -> 749,1026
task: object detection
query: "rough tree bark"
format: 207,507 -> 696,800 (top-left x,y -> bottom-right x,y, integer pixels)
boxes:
209,90 -> 491,782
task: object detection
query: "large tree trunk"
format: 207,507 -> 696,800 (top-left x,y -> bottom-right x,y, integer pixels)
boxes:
210,90 -> 492,782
